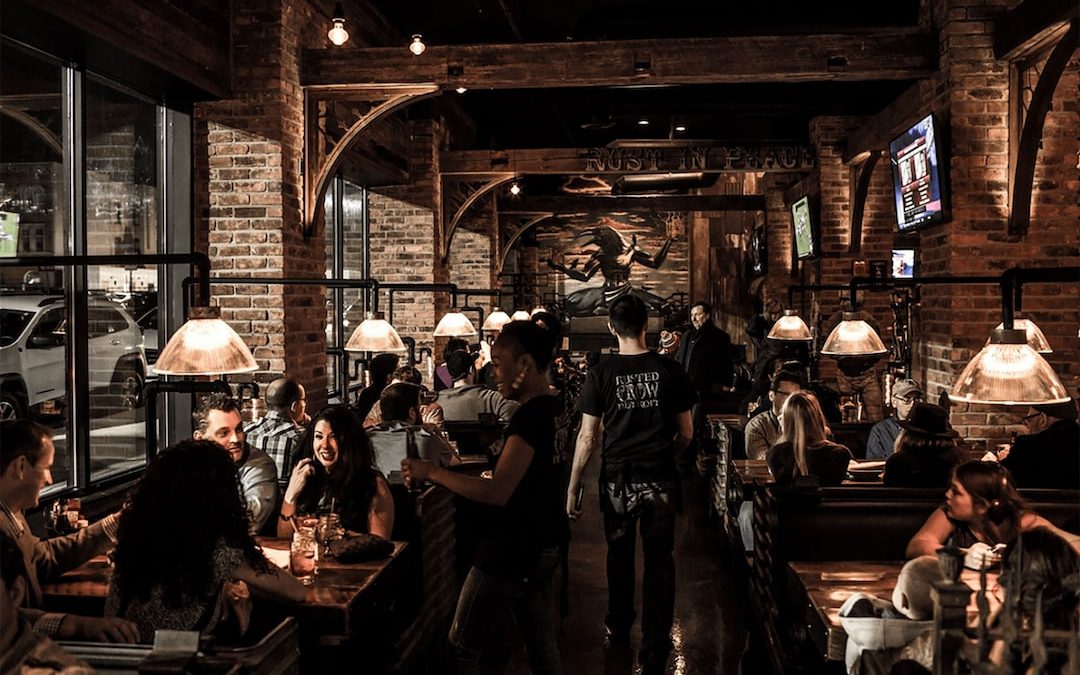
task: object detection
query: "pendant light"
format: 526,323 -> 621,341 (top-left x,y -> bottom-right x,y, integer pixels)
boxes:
153,306 -> 258,375
327,1 -> 349,45
950,328 -> 1069,405
820,312 -> 887,357
345,312 -> 407,352
510,310 -> 531,322
482,310 -> 511,332
433,309 -> 478,337
766,309 -> 813,341
987,318 -> 1052,354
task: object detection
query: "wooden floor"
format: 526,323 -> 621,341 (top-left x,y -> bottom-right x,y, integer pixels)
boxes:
491,460 -> 756,675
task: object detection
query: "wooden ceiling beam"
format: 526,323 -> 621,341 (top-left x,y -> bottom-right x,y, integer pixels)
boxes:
994,0 -> 1078,61
499,194 -> 766,213
302,30 -> 936,90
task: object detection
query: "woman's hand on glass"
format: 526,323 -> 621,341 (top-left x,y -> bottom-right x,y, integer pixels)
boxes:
284,458 -> 316,503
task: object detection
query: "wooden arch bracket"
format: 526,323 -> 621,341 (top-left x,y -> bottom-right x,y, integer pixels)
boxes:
848,151 -> 883,253
440,174 -> 516,264
302,84 -> 440,238
497,213 -> 555,273
1008,21 -> 1078,235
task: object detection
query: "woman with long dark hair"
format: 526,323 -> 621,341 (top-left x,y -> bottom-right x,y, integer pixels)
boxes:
278,405 -> 394,539
906,461 -> 1080,561
766,391 -> 851,486
107,440 -> 307,643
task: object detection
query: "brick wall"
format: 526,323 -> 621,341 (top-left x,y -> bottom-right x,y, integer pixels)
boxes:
448,201 -> 497,316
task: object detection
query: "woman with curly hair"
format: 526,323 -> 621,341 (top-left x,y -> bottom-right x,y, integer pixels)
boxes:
106,440 -> 308,643
278,406 -> 394,539
766,391 -> 851,486
906,461 -> 1080,563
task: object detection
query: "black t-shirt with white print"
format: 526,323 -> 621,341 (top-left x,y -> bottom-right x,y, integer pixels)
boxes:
578,352 -> 695,476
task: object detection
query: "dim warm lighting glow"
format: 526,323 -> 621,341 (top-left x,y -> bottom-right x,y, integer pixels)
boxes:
153,306 -> 258,376
674,125 -> 687,133
988,318 -> 1052,354
410,34 -> 426,55
509,181 -> 521,196
345,312 -> 407,352
820,312 -> 887,357
950,328 -> 1069,405
433,309 -> 478,337
767,310 -> 813,341
510,310 -> 531,321
455,86 -> 467,94
638,118 -> 650,126
327,2 -> 349,45
481,310 -> 511,332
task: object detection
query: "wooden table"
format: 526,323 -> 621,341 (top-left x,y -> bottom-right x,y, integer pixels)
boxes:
41,538 -> 409,647
789,560 -> 1002,661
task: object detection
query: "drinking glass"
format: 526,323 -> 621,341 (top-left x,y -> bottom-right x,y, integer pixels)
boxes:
316,513 -> 344,557
290,525 -> 317,585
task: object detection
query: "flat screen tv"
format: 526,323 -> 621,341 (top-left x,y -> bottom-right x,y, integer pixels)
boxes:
889,113 -> 948,231
0,212 -> 19,258
791,196 -> 815,259
891,248 -> 915,278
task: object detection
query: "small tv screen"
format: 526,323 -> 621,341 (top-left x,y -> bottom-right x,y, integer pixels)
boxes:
0,212 -> 19,258
891,249 -> 915,278
791,196 -> 814,259
889,114 -> 947,231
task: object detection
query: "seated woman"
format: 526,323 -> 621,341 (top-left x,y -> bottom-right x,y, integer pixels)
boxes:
766,391 -> 852,486
107,440 -> 308,643
906,461 -> 1080,561
883,403 -> 966,488
279,406 -> 394,539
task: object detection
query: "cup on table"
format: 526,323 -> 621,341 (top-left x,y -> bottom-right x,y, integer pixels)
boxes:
290,525 -> 317,585
316,513 -> 344,557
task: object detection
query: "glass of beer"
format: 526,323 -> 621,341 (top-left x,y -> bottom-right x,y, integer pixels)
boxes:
290,525 -> 317,585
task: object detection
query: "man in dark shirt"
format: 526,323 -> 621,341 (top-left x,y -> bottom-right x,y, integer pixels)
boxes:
567,295 -> 694,675
1002,399 -> 1079,490
673,301 -> 733,395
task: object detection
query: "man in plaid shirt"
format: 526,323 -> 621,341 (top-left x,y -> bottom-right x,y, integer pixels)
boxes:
245,378 -> 309,479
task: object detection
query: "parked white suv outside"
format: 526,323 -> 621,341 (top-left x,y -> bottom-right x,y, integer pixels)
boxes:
0,294 -> 147,420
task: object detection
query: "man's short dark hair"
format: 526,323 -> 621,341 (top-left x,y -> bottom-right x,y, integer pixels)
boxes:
392,366 -> 423,386
0,530 -> 27,588
0,419 -> 51,473
446,351 -> 474,381
379,383 -> 421,423
443,338 -> 469,361
608,295 -> 648,338
770,369 -> 806,393
691,301 -> 712,315
265,378 -> 303,411
192,394 -> 242,434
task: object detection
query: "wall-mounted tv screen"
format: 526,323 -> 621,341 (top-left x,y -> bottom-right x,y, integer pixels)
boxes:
791,196 -> 815,259
891,248 -> 915,278
0,212 -> 19,258
889,114 -> 947,231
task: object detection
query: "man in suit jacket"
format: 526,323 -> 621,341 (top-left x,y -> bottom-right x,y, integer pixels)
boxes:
0,419 -> 138,642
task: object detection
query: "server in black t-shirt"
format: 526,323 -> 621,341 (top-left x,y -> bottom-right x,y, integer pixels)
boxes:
402,321 -> 567,675
566,295 -> 694,675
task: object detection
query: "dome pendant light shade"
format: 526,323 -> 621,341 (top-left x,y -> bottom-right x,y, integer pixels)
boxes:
510,310 -> 531,322
153,306 -> 258,375
988,318 -> 1052,354
766,310 -> 813,341
481,310 -> 511,332
950,328 -> 1069,406
433,309 -> 478,337
345,312 -> 407,352
820,312 -> 888,357
327,2 -> 349,45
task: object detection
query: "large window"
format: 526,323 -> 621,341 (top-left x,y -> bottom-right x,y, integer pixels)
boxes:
324,176 -> 369,402
0,38 -> 189,494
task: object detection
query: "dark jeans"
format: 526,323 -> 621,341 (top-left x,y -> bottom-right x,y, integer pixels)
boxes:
602,481 -> 676,671
448,547 -> 563,675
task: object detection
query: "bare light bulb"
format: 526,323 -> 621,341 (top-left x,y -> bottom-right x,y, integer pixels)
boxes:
509,182 -> 521,196
674,125 -> 687,133
455,86 -> 467,94
410,34 -> 426,56
638,118 -> 650,126
328,19 -> 349,45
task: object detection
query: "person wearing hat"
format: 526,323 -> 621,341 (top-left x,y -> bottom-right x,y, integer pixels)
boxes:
883,403 -> 966,488
866,379 -> 924,460
1001,399 -> 1079,490
435,350 -> 519,422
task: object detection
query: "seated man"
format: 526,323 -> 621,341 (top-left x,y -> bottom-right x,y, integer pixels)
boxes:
364,366 -> 445,431
368,383 -> 455,478
866,379 -> 923,459
436,350 -> 518,422
1002,399 -> 1079,490
1,531 -> 95,673
743,370 -> 804,460
245,377 -> 309,478
0,420 -> 138,644
193,394 -> 278,533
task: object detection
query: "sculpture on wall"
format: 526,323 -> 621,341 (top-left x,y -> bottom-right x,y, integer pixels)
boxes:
546,218 -> 673,317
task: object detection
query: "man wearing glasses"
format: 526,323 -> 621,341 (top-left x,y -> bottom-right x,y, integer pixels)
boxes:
1001,399 -> 1079,490
866,379 -> 923,459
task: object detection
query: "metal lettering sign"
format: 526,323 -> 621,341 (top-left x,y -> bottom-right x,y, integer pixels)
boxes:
583,145 -> 815,172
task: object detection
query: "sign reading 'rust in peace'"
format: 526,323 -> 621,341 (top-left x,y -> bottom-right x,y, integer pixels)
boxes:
583,145 -> 815,173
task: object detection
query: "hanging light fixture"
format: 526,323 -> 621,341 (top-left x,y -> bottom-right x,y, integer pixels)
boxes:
987,318 -> 1052,354
433,309 -> 478,337
481,310 -> 511,332
409,34 -> 426,55
510,310 -> 531,321
766,309 -> 813,341
153,306 -> 258,375
509,181 -> 521,196
951,328 -> 1069,405
820,312 -> 888,357
345,312 -> 407,352
327,1 -> 349,45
